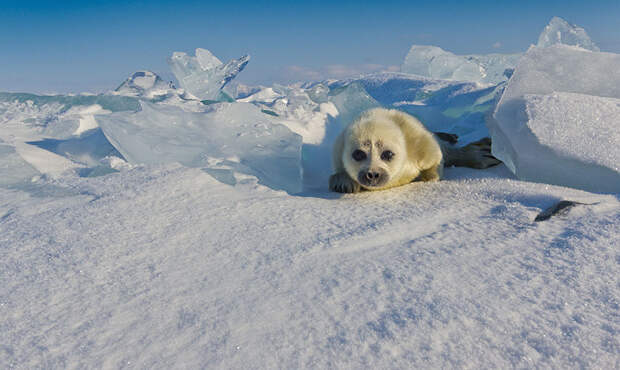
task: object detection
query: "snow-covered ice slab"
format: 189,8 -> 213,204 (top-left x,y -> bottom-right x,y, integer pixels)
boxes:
96,102 -> 302,193
168,48 -> 249,101
498,92 -> 619,192
537,16 -> 599,51
490,45 -> 620,192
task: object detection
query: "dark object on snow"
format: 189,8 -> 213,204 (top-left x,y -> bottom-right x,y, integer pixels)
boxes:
441,137 -> 502,169
434,133 -> 502,169
535,200 -> 582,222
434,132 -> 459,145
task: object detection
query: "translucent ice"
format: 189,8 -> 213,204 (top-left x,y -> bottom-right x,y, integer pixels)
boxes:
96,102 -> 302,193
114,70 -> 175,98
337,73 -> 498,143
401,45 -> 520,84
489,45 -> 620,192
402,46 -> 481,81
240,84 -> 337,145
0,92 -> 140,113
0,93 -> 141,180
537,17 -> 599,51
401,17 -> 597,84
167,48 -> 250,101
327,82 -> 381,130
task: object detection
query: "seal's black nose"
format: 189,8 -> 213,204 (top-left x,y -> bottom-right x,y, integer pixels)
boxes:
365,171 -> 380,180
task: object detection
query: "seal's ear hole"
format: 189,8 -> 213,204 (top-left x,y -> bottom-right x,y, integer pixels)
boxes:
352,149 -> 367,161
381,150 -> 394,161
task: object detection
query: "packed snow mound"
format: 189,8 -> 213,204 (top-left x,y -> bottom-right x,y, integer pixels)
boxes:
401,45 -> 521,84
537,16 -> 599,51
114,70 -> 175,98
168,48 -> 249,101
489,45 -> 620,193
96,101 -> 302,193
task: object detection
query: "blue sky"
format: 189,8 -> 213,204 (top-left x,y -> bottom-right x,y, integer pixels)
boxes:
1,0 -> 619,94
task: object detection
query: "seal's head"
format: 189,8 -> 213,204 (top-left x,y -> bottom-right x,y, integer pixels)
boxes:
341,115 -> 407,190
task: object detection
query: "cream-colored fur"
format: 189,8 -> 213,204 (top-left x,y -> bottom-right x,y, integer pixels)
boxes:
329,108 -> 443,193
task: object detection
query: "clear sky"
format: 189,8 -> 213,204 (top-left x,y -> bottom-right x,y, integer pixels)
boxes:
1,0 -> 619,94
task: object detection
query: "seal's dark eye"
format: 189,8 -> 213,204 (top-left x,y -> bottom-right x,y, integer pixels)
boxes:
352,149 -> 367,161
381,150 -> 394,161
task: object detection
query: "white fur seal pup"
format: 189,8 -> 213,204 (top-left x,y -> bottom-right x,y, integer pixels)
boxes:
329,108 -> 500,193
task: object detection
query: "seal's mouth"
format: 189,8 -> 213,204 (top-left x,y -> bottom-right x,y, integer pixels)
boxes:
357,168 -> 388,188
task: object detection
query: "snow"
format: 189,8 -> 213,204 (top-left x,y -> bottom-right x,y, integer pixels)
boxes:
1,164 -> 618,368
0,143 -> 39,186
489,45 -> 620,193
525,93 -> 620,178
1,17 -> 619,369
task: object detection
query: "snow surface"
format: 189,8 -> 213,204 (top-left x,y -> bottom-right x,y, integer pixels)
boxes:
489,45 -> 620,193
524,93 -> 620,174
1,164 -> 618,368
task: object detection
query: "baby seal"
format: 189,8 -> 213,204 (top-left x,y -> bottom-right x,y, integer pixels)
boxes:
329,108 -> 499,193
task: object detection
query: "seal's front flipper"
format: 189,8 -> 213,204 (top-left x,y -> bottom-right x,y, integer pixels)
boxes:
329,172 -> 362,193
